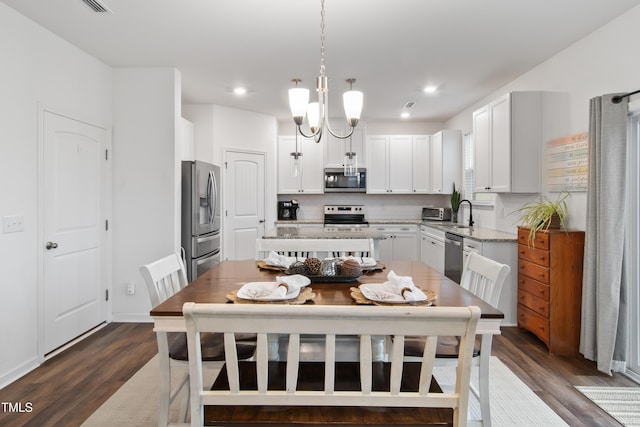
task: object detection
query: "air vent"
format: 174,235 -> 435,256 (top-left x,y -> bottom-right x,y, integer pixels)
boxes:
81,0 -> 112,13
403,102 -> 416,109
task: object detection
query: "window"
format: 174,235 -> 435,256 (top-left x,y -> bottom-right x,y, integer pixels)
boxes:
462,130 -> 492,203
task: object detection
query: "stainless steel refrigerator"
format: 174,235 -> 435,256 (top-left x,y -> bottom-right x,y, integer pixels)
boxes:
181,161 -> 221,281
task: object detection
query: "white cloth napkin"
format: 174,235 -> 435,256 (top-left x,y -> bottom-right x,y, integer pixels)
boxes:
270,274 -> 310,299
383,270 -> 427,301
263,251 -> 295,268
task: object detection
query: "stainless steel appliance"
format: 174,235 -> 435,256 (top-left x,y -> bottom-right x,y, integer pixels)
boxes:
278,200 -> 299,220
444,232 -> 463,283
324,168 -> 366,193
323,205 -> 368,228
181,161 -> 221,281
422,207 -> 452,221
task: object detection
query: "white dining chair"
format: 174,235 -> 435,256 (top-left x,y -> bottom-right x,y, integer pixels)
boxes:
140,253 -> 256,427
255,237 -> 375,260
403,251 -> 510,426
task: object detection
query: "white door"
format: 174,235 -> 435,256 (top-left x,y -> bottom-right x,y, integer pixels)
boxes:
224,150 -> 266,260
42,111 -> 107,354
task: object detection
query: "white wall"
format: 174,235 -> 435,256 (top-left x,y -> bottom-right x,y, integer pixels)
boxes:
445,4 -> 640,233
0,3 -> 112,386
111,68 -> 182,321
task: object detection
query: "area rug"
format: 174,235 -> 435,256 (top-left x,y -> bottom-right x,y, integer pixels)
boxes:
82,356 -> 567,426
575,386 -> 640,426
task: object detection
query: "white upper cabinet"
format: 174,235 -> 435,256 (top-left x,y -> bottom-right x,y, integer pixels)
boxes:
179,117 -> 194,161
366,135 -> 430,194
324,127 -> 366,168
473,92 -> 542,193
278,136 -> 324,194
430,130 -> 461,194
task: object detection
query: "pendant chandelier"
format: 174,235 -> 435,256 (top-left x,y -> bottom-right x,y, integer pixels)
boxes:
288,0 -> 364,146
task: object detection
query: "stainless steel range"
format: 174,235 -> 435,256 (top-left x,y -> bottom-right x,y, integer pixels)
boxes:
323,205 -> 368,229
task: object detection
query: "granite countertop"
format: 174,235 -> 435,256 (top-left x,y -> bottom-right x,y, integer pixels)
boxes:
264,226 -> 386,240
421,221 -> 517,242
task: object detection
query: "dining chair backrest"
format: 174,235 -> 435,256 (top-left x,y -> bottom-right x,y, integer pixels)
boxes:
255,238 -> 375,260
460,252 -> 510,308
140,253 -> 189,307
184,303 -> 480,427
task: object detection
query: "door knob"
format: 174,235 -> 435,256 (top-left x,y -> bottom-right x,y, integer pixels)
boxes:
259,219 -> 265,223
46,241 -> 59,250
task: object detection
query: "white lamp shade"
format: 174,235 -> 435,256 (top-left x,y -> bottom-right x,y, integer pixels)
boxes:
307,102 -> 321,129
289,88 -> 310,119
343,90 -> 363,120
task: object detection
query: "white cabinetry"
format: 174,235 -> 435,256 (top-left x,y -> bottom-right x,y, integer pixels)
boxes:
367,135 -> 430,194
278,136 -> 324,194
371,224 -> 419,262
462,237 -> 518,326
324,128 -> 366,168
179,118 -> 194,161
430,130 -> 461,194
473,92 -> 542,193
420,224 -> 445,274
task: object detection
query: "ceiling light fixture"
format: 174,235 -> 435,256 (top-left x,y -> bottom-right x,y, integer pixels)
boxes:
233,87 -> 247,95
423,85 -> 438,94
288,0 -> 363,146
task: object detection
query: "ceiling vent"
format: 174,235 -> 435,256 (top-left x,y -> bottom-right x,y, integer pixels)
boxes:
81,0 -> 113,13
403,102 -> 416,109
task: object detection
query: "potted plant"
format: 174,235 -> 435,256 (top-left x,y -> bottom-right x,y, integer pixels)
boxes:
450,182 -> 461,223
515,191 -> 570,246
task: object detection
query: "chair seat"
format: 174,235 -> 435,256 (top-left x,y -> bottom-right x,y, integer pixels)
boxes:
168,332 -> 257,361
404,335 -> 481,359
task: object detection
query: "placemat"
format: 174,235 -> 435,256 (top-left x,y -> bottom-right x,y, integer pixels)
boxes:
227,287 -> 315,305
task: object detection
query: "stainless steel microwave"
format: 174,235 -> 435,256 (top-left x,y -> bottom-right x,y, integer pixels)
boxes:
422,207 -> 452,221
324,168 -> 366,193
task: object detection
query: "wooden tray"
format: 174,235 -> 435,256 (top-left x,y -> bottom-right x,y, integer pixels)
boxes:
227,287 -> 315,305
350,287 -> 436,306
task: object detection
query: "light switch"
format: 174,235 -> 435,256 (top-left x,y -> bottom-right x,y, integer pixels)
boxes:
3,215 -> 24,233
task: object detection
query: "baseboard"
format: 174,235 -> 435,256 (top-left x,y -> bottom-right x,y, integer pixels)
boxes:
0,356 -> 39,389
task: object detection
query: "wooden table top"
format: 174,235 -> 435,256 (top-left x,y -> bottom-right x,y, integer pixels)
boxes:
150,260 -> 504,320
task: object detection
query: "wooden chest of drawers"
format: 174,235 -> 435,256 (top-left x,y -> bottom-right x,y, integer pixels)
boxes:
517,226 -> 585,355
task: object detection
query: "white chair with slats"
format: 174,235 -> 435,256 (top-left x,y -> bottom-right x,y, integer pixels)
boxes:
140,253 -> 256,427
184,303 -> 480,427
403,251 -> 510,426
255,237 -> 376,260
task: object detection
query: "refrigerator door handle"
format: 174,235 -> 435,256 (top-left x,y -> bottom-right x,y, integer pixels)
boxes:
209,170 -> 217,225
206,170 -> 214,224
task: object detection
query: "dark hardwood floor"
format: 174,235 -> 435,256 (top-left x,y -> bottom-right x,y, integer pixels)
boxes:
0,323 -> 636,427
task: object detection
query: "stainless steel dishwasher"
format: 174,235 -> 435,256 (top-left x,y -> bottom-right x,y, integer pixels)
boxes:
444,232 -> 463,283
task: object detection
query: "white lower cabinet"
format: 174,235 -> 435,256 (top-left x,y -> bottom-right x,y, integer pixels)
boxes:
463,237 -> 518,326
372,224 -> 419,262
420,225 -> 445,274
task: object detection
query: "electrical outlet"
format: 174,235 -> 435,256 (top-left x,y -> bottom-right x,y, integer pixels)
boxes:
126,281 -> 135,295
3,215 -> 24,233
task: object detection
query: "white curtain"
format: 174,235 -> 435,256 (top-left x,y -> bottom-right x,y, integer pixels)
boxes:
580,94 -> 629,375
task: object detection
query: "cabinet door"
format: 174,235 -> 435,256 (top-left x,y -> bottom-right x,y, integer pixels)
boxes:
473,105 -> 491,192
367,136 -> 389,193
394,233 -> 419,261
325,128 -> 365,168
388,136 -> 413,193
430,132 -> 444,193
412,135 -> 430,193
300,138 -> 324,193
489,94 -> 511,192
278,136 -> 302,193
179,118 -> 194,161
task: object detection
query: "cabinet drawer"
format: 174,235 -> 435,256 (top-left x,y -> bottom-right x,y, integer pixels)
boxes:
518,259 -> 549,283
518,274 -> 549,300
518,289 -> 549,318
517,228 -> 549,250
517,244 -> 549,267
518,304 -> 550,344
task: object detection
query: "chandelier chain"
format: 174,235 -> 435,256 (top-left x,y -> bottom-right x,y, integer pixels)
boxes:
320,0 -> 326,76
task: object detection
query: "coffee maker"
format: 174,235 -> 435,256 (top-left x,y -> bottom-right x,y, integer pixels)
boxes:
278,200 -> 299,220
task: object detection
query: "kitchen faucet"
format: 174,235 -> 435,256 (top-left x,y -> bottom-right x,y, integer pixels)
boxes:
459,199 -> 474,227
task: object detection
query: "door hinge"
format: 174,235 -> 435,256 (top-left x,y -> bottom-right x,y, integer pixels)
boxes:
105,149 -> 109,160
105,219 -> 109,231
105,289 -> 109,301
224,161 -> 227,169
225,210 -> 228,217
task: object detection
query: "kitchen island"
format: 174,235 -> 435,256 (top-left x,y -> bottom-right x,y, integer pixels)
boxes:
264,226 -> 386,240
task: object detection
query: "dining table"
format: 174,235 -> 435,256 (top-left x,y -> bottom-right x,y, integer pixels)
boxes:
150,259 -> 504,426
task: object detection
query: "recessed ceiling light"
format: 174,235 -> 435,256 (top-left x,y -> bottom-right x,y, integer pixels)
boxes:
233,87 -> 247,95
423,86 -> 438,94
401,112 -> 410,119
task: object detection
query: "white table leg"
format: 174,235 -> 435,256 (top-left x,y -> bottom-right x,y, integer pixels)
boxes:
267,333 -> 280,360
156,331 -> 171,427
478,334 -> 493,427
